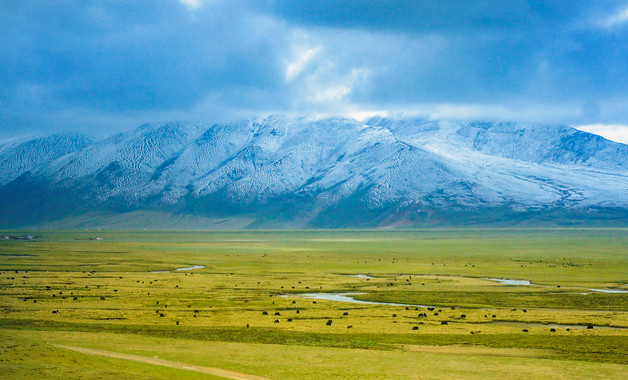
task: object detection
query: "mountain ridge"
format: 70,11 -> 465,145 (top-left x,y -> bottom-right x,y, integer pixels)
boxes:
1,116 -> 627,229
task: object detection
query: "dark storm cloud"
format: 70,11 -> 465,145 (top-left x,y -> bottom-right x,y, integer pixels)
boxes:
1,1 -> 283,110
1,0 -> 628,136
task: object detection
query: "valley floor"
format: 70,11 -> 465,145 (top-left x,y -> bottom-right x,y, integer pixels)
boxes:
0,229 -> 626,379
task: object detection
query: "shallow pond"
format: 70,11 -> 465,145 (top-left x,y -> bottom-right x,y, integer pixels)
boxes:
149,265 -> 206,273
294,292 -> 431,307
587,288 -> 628,294
486,278 -> 531,285
346,274 -> 375,279
175,265 -> 206,271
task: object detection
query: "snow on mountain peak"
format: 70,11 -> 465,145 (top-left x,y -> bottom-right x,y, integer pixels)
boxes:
1,116 -> 627,228
0,132 -> 93,185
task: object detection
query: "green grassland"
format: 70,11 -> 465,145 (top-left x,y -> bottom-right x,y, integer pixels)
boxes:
0,229 -> 627,379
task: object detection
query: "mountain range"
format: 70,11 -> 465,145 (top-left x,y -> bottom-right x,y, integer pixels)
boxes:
1,116 -> 627,229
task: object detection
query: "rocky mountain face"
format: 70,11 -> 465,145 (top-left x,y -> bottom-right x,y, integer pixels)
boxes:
1,116 -> 627,228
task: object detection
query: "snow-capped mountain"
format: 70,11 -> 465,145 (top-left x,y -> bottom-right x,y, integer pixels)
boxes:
1,116 -> 627,228
0,132 -> 93,185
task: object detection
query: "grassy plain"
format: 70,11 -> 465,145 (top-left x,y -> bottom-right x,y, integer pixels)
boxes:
0,229 -> 627,379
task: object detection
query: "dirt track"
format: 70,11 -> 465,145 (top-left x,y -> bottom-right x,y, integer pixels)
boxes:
52,344 -> 271,380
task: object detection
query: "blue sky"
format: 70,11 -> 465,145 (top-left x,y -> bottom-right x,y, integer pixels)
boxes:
1,0 -> 628,141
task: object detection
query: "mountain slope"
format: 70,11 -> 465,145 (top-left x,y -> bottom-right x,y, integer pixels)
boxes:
0,133 -> 93,185
367,118 -> 627,171
1,116 -> 627,228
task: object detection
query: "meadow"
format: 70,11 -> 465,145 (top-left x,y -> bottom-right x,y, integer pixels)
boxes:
0,229 -> 627,379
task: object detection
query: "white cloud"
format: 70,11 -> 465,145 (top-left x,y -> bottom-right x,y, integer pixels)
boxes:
425,103 -> 514,120
339,102 -> 598,125
574,124 -> 628,144
285,46 -> 321,81
343,110 -> 389,121
600,6 -> 628,28
179,0 -> 222,10
311,85 -> 351,102
381,102 -> 576,122
309,68 -> 368,103
179,0 -> 202,9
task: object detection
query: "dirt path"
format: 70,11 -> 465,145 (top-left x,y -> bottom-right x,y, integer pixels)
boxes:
52,344 -> 271,380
